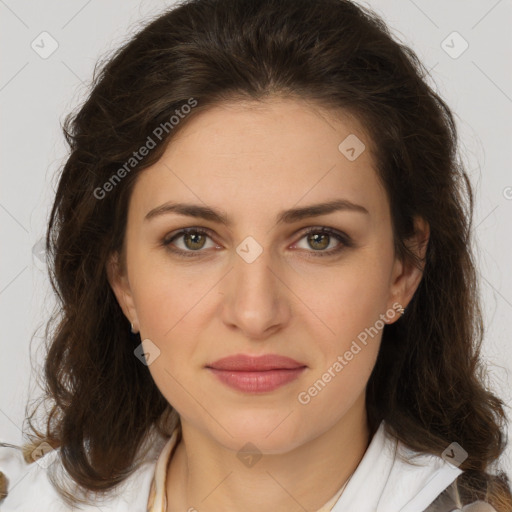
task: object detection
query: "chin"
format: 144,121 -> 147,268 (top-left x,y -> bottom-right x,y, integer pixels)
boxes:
208,412 -> 308,454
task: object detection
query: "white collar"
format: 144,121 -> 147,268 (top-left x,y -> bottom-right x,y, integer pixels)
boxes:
331,421 -> 462,511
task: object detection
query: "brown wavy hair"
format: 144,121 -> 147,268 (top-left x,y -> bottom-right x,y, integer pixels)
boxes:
22,0 -> 510,509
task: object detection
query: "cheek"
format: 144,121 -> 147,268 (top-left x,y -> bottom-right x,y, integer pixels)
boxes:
129,246 -> 198,333
131,261 -> 212,375
294,265 -> 387,419
135,282 -> 199,363
134,278 -> 202,416
302,274 -> 384,383
295,340 -> 379,438
291,254 -> 391,408
297,256 -> 392,341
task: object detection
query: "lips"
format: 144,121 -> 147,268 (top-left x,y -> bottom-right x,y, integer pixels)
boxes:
206,354 -> 307,393
206,353 -> 306,371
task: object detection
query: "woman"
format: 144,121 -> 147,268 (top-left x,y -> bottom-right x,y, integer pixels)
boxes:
0,0 -> 510,510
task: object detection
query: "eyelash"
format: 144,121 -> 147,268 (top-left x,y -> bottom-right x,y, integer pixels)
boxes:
161,226 -> 353,259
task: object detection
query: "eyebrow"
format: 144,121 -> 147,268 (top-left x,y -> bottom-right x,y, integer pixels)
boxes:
144,198 -> 369,226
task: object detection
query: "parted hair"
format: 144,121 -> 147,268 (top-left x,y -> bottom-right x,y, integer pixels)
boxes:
22,0 -> 510,509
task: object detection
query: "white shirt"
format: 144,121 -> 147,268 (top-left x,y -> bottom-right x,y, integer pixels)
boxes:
0,421 -> 497,511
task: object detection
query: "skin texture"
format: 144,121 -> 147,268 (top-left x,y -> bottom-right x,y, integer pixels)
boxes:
107,97 -> 429,511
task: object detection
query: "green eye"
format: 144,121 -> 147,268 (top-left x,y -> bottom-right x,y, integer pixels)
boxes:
293,227 -> 352,257
162,226 -> 352,259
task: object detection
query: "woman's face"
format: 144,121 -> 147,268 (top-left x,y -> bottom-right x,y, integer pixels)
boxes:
108,97 -> 425,453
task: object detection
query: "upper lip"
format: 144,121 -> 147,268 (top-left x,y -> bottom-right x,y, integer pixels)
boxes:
206,354 -> 306,371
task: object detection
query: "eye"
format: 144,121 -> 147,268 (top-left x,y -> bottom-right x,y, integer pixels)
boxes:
292,227 -> 352,257
162,226 -> 352,258
162,227 -> 219,257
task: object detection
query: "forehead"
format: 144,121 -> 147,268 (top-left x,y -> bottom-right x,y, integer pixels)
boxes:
129,97 -> 388,224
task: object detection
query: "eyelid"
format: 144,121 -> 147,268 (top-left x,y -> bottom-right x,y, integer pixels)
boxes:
162,225 -> 353,258
163,227 -> 219,255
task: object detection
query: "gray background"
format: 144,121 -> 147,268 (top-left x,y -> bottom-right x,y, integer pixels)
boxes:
1,0 -> 511,478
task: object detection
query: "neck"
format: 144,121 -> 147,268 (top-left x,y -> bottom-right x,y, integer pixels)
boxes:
165,394 -> 371,512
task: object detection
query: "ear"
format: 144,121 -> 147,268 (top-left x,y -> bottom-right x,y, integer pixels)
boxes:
386,216 -> 430,324
106,251 -> 140,332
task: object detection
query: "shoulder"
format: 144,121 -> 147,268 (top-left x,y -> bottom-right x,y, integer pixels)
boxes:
366,423 -> 498,512
0,437 -> 162,511
425,478 -> 499,512
378,424 -> 499,512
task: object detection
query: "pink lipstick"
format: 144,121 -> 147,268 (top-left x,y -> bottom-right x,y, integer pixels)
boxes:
206,354 -> 306,393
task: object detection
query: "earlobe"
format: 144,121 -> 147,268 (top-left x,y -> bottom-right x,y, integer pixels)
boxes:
106,251 -> 140,333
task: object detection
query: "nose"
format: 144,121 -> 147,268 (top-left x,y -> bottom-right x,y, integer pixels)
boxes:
218,244 -> 291,340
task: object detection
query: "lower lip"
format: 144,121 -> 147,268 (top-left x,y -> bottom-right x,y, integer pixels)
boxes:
207,367 -> 306,393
